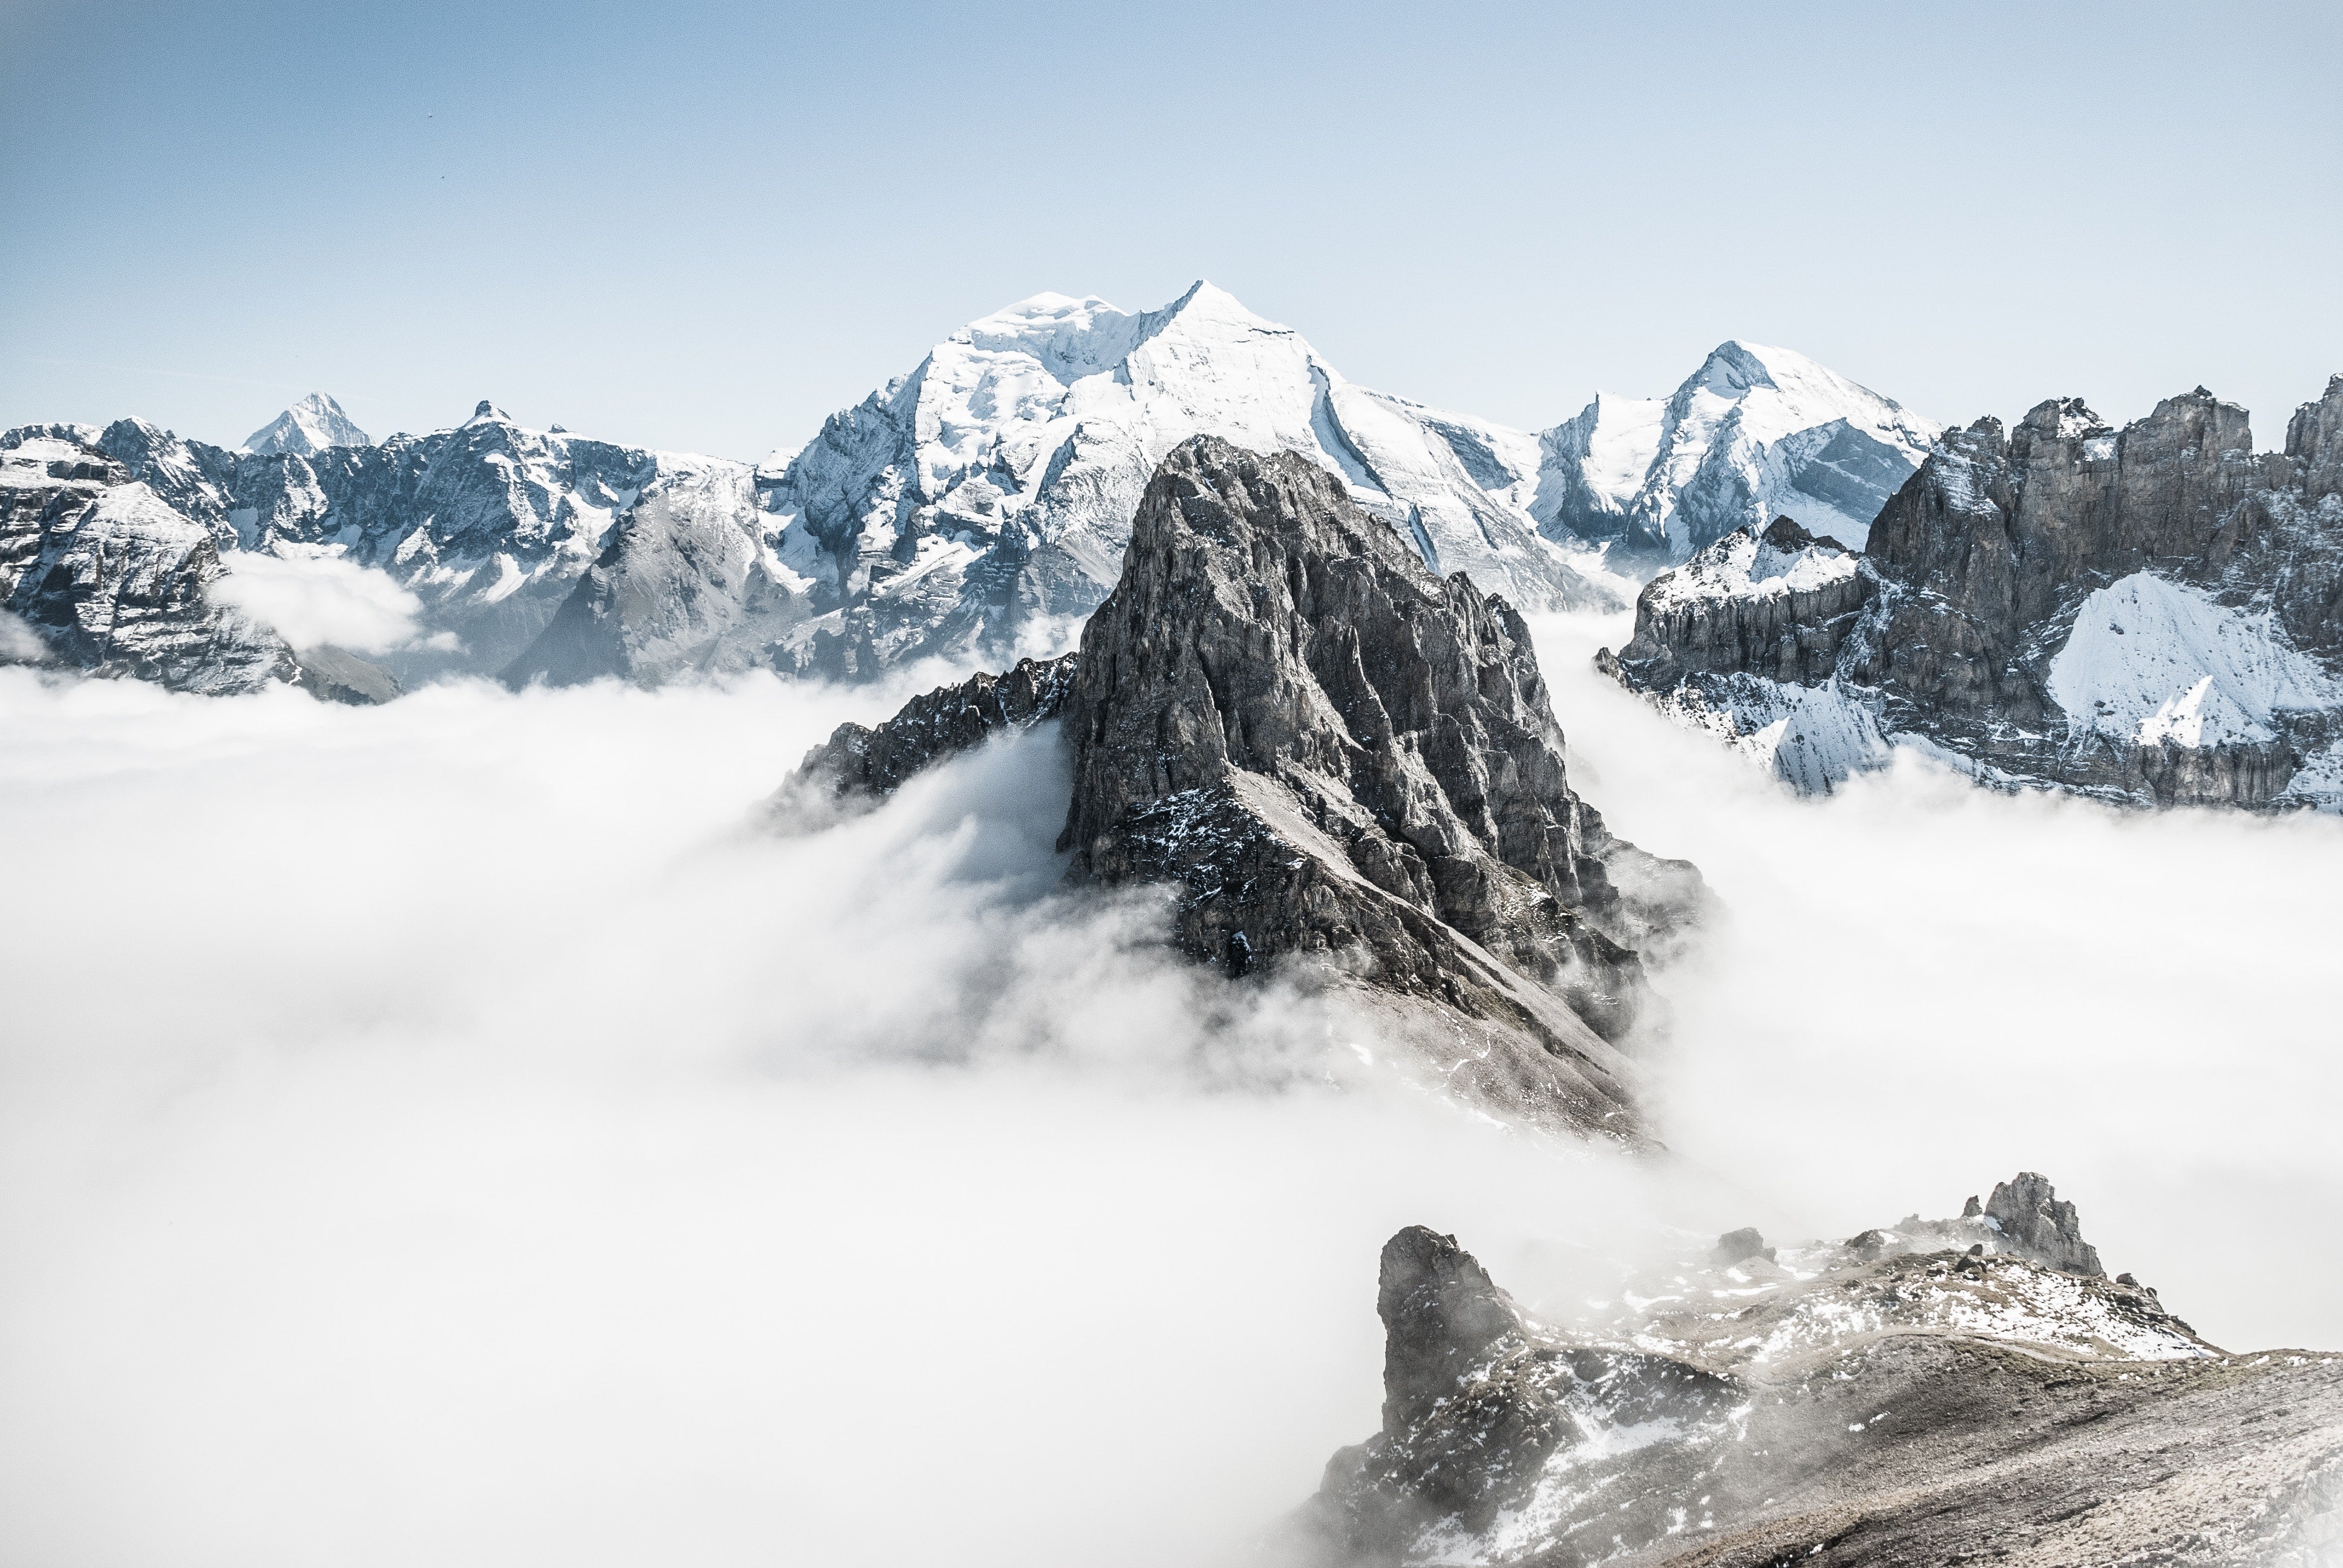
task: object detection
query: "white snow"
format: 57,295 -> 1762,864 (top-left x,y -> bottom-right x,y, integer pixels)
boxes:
0,437 -> 103,488
2046,573 -> 2334,749
1616,341 -> 1939,555
765,281 -> 1599,616
1645,525 -> 1857,610
1645,673 -> 1895,795
1576,393 -> 1666,509
243,392 -> 370,456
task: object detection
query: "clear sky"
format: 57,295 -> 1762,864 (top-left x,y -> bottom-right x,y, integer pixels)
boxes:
4,0 -> 2338,460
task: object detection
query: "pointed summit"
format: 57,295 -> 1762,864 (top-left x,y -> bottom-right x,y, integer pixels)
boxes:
464,400 -> 514,427
243,392 -> 370,456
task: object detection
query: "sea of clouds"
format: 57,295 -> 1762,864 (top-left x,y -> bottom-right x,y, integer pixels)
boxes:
0,605 -> 2336,1567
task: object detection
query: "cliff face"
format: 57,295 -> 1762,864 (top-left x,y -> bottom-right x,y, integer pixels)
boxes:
1605,376 -> 2343,807
1286,1183 -> 2343,1567
790,437 -> 1706,1135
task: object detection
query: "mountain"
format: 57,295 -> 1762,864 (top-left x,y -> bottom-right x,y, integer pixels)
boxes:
520,283 -> 1622,685
2,293 -> 1941,699
0,407 -> 749,685
1,428 -> 393,702
788,436 -> 1706,1134
1283,1180 -> 2343,1566
243,392 -> 370,456
1601,376 -> 2343,808
1536,342 -> 1940,564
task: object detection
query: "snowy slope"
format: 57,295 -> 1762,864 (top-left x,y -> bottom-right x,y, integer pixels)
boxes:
1642,518 -> 1861,610
751,282 -> 1615,675
244,393 -> 370,456
2047,573 -> 2334,748
1540,343 -> 1937,562
1532,391 -> 1666,541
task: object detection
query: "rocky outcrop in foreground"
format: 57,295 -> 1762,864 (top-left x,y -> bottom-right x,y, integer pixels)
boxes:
1604,376 -> 2343,808
790,437 -> 1706,1135
1285,1178 -> 2343,1566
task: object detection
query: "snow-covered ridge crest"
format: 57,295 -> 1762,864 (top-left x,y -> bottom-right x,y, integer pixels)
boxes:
1625,339 -> 1939,558
749,278 -> 1617,679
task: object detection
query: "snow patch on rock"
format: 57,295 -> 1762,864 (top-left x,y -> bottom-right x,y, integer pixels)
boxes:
2048,573 -> 2334,748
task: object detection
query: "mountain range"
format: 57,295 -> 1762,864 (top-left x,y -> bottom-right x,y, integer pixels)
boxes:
2,283 -> 1932,696
1602,377 -> 2343,808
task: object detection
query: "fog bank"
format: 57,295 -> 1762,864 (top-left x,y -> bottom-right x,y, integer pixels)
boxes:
0,608 -> 2338,1565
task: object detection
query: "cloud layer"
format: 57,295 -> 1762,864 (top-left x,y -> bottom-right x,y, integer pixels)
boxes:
0,606 -> 2337,1566
210,550 -> 451,653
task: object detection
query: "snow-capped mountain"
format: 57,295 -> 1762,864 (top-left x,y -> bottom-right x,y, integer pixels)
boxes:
243,392 -> 370,456
1,428 -> 392,701
2,288 -> 1947,697
550,283 -> 1619,683
1603,376 -> 2343,808
1536,341 -> 1939,562
1296,1188 -> 2343,1567
0,407 -> 747,687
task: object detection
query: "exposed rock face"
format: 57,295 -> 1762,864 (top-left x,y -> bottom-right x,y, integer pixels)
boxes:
1,431 -> 387,702
791,437 -> 1705,1133
1287,1187 -> 2343,1567
792,655 -> 1076,803
1605,376 -> 2343,807
1985,1171 -> 2103,1276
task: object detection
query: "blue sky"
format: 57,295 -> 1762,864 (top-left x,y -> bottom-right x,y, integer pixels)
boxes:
4,0 -> 2338,459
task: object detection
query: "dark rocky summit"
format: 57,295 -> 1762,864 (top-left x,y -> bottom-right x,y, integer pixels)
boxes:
789,437 -> 1706,1134
1283,1181 -> 2343,1566
1604,376 -> 2343,808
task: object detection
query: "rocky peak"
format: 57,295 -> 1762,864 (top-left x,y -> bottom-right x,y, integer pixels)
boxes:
1985,1171 -> 2103,1275
464,400 -> 513,426
788,436 -> 1705,1132
1376,1227 -> 1528,1434
2287,372 -> 2343,502
1293,1198 -> 2343,1567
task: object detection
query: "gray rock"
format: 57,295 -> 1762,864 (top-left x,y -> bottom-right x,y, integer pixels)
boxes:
1282,1222 -> 2343,1567
0,429 -> 390,702
784,437 -> 1709,1132
1604,375 -> 2343,808
791,654 -> 1077,806
1985,1170 -> 2104,1276
1711,1226 -> 1774,1265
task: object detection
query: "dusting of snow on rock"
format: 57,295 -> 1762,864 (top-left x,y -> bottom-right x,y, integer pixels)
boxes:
1643,522 -> 1858,610
2047,572 -> 2335,748
1650,674 -> 1894,794
243,393 -> 370,457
